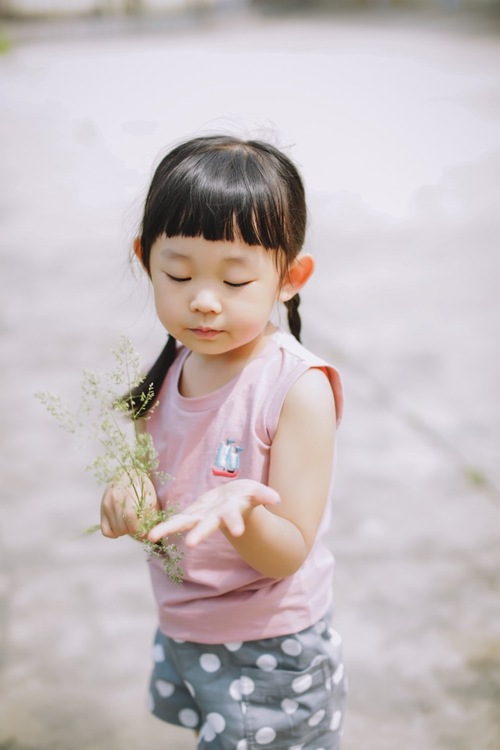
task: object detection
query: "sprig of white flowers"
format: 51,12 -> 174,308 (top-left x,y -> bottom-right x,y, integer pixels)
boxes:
36,336 -> 183,585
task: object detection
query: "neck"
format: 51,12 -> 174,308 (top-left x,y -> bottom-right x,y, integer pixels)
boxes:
180,324 -> 276,398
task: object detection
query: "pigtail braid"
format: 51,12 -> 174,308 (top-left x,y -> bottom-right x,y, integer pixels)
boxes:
285,294 -> 302,343
127,334 -> 177,417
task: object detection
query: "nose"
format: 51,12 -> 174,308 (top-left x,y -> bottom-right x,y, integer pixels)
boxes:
190,286 -> 222,315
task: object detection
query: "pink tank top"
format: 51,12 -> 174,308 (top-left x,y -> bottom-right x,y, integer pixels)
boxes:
146,328 -> 343,643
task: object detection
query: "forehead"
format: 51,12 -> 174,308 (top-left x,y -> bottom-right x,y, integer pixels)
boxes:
155,235 -> 277,268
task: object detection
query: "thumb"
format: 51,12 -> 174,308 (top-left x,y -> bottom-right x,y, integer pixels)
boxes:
249,483 -> 281,507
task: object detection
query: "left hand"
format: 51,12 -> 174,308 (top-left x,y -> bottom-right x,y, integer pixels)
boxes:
147,479 -> 280,548
100,471 -> 158,539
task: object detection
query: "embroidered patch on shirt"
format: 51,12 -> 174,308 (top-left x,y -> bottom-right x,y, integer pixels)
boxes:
212,438 -> 244,478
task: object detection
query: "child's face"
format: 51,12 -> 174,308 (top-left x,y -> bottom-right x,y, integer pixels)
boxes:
149,234 -> 282,357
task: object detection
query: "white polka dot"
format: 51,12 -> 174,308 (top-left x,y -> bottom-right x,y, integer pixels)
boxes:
281,698 -> 298,714
314,620 -> 327,634
292,673 -> 313,693
201,723 -> 216,743
310,654 -> 325,667
179,708 -> 199,728
153,643 -> 165,662
331,710 -> 342,731
289,745 -> 304,750
281,638 -> 302,656
184,680 -> 195,697
172,637 -> 185,643
229,679 -> 242,700
239,676 -> 256,696
333,663 -> 344,684
328,628 -> 342,645
207,712 -> 226,734
255,726 -> 276,744
155,679 -> 175,698
201,712 -> 226,742
236,741 -> 248,750
200,653 -> 221,673
256,653 -> 278,671
224,641 -> 243,651
325,676 -> 332,691
308,708 -> 326,727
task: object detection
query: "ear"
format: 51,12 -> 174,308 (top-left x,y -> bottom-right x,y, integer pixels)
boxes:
279,253 -> 315,302
133,236 -> 143,263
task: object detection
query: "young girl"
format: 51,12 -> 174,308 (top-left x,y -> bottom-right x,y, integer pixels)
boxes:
100,135 -> 346,749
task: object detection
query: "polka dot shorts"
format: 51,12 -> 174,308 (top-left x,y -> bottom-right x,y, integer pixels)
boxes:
148,612 -> 347,749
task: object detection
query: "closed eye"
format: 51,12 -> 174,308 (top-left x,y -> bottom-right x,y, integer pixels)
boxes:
224,280 -> 252,288
166,274 -> 191,282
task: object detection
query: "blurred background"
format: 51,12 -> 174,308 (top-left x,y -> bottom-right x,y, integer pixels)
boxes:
1,1 -> 500,749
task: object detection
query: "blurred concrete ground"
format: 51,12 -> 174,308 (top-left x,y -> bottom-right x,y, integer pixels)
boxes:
1,4 -> 500,749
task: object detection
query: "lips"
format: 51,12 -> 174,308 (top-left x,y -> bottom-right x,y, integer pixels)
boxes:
190,327 -> 221,340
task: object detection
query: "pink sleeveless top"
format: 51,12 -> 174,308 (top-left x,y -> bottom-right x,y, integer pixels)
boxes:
146,328 -> 343,643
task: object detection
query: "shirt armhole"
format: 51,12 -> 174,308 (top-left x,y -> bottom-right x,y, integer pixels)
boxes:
263,363 -> 343,443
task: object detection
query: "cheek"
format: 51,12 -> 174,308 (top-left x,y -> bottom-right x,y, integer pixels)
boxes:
233,289 -> 278,324
153,286 -> 176,320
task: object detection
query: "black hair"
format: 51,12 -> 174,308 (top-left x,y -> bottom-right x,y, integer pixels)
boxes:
130,135 -> 307,415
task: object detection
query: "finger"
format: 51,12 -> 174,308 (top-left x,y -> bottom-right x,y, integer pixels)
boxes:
109,482 -> 126,507
147,513 -> 198,543
121,510 -> 138,536
220,509 -> 246,538
250,485 -> 281,507
101,509 -> 130,538
101,501 -> 132,539
185,514 -> 222,547
100,490 -> 119,538
100,516 -> 118,538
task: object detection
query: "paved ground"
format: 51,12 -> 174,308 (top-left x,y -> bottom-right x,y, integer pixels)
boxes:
1,5 -> 500,749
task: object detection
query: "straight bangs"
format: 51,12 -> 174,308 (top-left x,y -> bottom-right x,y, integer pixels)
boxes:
142,146 -> 290,255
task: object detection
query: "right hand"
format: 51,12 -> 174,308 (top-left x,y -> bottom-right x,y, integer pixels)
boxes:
100,472 -> 158,539
147,479 -> 280,548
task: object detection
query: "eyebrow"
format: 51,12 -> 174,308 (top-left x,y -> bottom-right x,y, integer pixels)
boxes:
159,248 -> 189,260
160,247 -> 252,265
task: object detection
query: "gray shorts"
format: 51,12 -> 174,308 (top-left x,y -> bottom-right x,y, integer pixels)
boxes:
148,612 -> 347,749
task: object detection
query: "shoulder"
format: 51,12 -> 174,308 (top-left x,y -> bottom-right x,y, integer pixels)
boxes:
268,330 -> 343,426
280,367 -> 336,432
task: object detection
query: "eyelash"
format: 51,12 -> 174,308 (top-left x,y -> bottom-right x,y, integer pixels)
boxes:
166,274 -> 190,282
166,274 -> 250,288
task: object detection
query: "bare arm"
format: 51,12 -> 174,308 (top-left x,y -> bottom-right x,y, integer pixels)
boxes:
222,367 -> 336,576
148,368 -> 336,578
